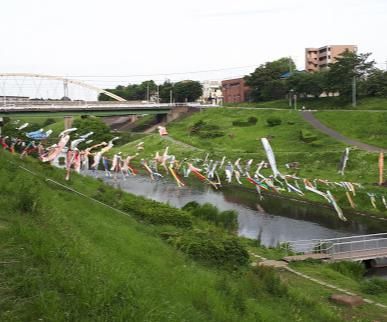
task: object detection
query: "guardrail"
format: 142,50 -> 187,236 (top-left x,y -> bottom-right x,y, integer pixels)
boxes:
0,101 -> 218,110
282,233 -> 387,259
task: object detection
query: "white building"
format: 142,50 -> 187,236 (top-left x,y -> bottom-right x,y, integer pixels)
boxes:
200,80 -> 223,105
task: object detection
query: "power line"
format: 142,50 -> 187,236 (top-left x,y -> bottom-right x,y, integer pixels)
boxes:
67,64 -> 258,78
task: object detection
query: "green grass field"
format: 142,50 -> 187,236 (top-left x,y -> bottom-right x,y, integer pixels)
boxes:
2,151 -> 379,321
225,97 -> 387,110
315,111 -> 387,149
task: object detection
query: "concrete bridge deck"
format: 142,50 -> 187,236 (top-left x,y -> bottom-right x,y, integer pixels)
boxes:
0,101 -> 215,117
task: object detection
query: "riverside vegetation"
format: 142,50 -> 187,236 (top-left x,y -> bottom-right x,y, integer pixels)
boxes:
2,151 -> 387,321
112,108 -> 387,219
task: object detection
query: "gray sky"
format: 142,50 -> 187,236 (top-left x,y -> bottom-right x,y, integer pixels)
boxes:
1,0 -> 386,88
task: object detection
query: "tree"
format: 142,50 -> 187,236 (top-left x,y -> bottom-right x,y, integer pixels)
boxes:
287,71 -> 326,98
98,81 -> 157,101
364,69 -> 387,97
159,80 -> 174,103
327,50 -> 375,101
244,57 -> 296,102
173,80 -> 203,102
99,79 -> 202,103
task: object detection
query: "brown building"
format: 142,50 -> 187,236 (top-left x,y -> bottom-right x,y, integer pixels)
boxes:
305,45 -> 357,72
221,78 -> 250,103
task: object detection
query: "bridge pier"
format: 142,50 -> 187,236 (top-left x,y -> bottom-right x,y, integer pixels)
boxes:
64,116 -> 74,130
164,106 -> 191,123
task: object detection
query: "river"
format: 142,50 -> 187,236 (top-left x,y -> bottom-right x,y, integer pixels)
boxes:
84,170 -> 387,247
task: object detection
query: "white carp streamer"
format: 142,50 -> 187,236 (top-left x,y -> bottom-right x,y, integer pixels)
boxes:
261,138 -> 281,178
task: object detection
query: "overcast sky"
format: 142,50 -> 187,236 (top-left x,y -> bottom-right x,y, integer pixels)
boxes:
1,0 -> 386,88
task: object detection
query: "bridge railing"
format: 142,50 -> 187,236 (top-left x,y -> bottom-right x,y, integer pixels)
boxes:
326,237 -> 387,260
282,233 -> 387,255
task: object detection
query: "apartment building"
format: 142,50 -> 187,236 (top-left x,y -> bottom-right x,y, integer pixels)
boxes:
200,80 -> 223,105
305,45 -> 357,72
221,78 -> 250,103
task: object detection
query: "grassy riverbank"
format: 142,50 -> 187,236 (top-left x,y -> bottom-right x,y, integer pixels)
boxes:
315,110 -> 387,149
112,108 -> 387,219
225,97 -> 387,110
1,151 -> 387,321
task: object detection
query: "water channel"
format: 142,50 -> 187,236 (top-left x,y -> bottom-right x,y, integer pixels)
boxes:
86,170 -> 387,247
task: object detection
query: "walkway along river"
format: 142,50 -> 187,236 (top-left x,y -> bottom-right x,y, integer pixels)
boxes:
85,171 -> 387,247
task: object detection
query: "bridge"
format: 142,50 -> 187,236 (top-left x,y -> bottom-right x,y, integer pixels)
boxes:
282,233 -> 387,264
0,73 -> 218,121
0,101 -> 209,117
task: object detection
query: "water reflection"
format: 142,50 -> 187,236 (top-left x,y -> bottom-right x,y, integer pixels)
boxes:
86,171 -> 387,247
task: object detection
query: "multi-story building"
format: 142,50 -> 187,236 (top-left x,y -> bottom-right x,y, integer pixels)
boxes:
221,78 -> 250,103
305,45 -> 357,72
200,80 -> 223,105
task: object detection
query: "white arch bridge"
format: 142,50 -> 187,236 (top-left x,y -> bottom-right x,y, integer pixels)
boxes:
0,73 -> 215,117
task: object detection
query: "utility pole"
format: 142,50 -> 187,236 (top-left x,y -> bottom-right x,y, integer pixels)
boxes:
170,90 -> 173,104
352,76 -> 356,108
289,56 -> 293,74
157,85 -> 160,103
146,84 -> 150,102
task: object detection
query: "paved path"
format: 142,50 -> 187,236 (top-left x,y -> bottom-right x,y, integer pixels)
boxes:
162,135 -> 203,151
301,111 -> 387,153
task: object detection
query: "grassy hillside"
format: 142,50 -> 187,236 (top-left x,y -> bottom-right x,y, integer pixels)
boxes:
111,108 -> 387,218
2,151 -> 368,321
315,111 -> 387,149
225,97 -> 387,110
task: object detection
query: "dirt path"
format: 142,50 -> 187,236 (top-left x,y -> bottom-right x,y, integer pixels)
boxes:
301,111 -> 387,153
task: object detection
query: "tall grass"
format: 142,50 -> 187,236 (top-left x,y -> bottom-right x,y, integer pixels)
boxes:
0,151 -> 356,321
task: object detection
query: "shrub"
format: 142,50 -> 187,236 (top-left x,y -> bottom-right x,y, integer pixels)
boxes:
232,116 -> 258,127
310,140 -> 324,147
168,230 -> 249,267
217,210 -> 238,231
182,201 -> 200,212
189,120 -> 225,138
251,266 -> 288,297
197,130 -> 225,138
184,202 -> 238,231
122,198 -> 192,228
328,261 -> 365,280
266,116 -> 282,127
360,278 -> 387,295
248,116 -> 258,124
191,203 -> 218,222
232,120 -> 250,127
300,129 -> 317,143
43,118 -> 57,127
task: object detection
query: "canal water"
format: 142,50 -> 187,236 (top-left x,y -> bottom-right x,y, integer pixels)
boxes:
85,171 -> 387,247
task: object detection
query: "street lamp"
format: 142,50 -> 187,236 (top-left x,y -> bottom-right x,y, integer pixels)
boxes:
293,92 -> 297,110
289,89 -> 294,108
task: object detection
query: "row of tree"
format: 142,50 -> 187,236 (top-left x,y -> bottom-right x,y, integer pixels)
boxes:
244,51 -> 387,102
99,80 -> 203,103
100,51 -> 386,104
